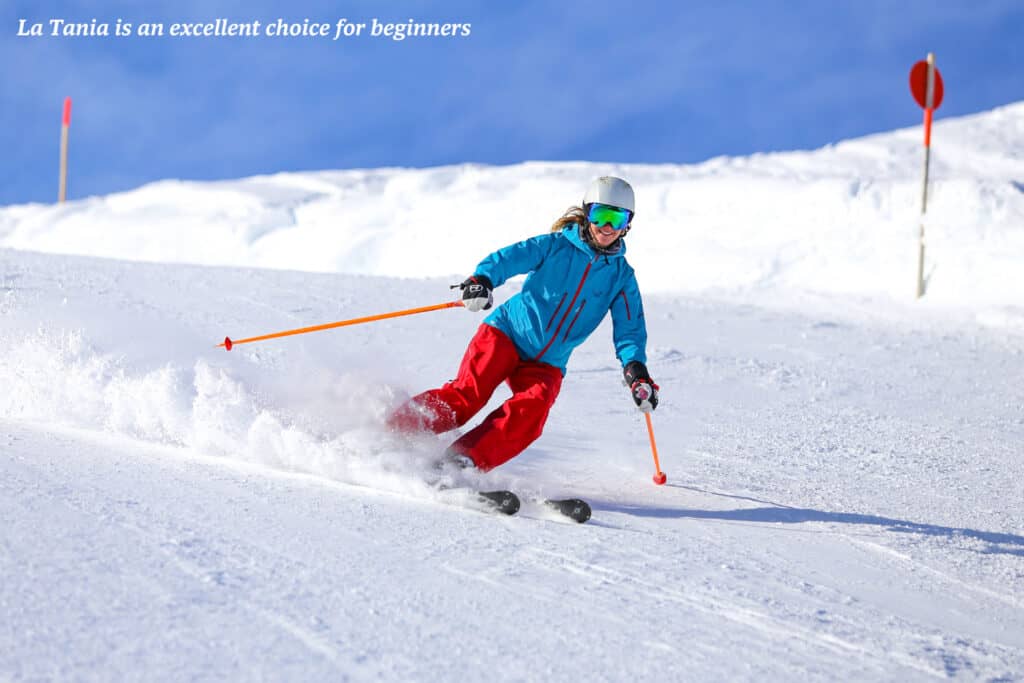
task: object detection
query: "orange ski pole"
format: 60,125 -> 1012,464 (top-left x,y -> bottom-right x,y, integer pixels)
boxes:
218,300 -> 462,350
645,412 -> 667,485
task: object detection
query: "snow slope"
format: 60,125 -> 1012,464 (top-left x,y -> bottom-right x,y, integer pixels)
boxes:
2,104 -> 1024,680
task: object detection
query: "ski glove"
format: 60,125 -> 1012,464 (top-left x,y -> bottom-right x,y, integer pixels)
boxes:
458,275 -> 494,312
623,360 -> 659,413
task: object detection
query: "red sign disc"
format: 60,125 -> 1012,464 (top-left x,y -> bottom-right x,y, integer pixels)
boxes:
910,61 -> 944,110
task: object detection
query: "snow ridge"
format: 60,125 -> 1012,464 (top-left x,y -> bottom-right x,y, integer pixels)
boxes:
1,102 -> 1022,307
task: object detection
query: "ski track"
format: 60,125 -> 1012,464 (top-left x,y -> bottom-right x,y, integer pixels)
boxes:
847,536 -> 1024,611
8,419 -> 1023,680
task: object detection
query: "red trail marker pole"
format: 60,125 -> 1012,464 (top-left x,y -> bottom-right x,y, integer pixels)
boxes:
58,97 -> 72,202
908,54 -> 944,299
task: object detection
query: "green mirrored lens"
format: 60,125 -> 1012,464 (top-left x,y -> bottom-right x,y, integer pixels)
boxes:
587,203 -> 631,230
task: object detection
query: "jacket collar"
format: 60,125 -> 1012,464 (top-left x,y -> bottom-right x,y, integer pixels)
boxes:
564,224 -> 627,258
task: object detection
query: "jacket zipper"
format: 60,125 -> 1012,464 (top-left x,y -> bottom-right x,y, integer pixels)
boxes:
546,293 -> 567,331
534,258 -> 594,361
619,291 -> 631,320
562,300 -> 586,341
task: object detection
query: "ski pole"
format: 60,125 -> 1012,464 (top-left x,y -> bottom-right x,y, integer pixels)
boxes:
645,412 -> 667,485
217,300 -> 462,350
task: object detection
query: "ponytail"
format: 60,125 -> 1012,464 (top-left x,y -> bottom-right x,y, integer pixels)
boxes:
550,206 -> 587,233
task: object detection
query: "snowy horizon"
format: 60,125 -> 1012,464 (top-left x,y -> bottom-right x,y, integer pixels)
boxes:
3,100 -> 1022,319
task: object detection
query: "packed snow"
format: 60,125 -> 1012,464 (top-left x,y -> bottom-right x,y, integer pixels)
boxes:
1,103 -> 1023,681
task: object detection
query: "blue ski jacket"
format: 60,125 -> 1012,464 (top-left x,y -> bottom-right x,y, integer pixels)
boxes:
473,225 -> 648,374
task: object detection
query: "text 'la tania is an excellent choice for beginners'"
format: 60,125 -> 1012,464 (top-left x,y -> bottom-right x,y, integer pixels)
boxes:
18,18 -> 472,41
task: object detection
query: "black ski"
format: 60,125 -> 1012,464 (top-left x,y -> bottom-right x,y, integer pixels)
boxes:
476,489 -> 521,515
544,498 -> 592,523
440,484 -> 586,522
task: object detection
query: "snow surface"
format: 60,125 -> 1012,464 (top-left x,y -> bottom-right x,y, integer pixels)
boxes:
1,103 -> 1023,681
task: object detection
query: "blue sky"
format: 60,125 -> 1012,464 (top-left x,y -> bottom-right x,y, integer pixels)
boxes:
2,0 -> 1021,205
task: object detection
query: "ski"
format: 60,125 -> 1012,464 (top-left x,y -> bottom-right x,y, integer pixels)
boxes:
476,489 -> 521,515
544,497 -> 592,523
436,480 -> 586,522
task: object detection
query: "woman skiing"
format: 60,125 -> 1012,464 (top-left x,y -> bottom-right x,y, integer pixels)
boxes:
387,176 -> 659,471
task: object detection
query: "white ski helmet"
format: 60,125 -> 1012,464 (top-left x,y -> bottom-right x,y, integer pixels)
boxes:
583,176 -> 635,214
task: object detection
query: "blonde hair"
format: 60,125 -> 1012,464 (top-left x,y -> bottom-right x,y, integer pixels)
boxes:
550,205 -> 587,233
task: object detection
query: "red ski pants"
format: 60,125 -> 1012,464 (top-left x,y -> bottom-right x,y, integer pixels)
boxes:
386,324 -> 563,471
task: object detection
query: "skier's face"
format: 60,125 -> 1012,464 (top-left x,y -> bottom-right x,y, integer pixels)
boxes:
588,221 -> 624,248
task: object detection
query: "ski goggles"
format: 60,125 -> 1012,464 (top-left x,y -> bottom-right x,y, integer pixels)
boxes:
587,202 -> 633,231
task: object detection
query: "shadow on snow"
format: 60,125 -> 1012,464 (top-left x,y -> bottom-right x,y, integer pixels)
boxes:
600,485 -> 1024,557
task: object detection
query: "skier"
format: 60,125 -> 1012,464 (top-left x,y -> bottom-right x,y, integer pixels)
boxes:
386,176 -> 659,471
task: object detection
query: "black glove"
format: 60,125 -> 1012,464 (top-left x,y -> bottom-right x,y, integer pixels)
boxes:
457,275 -> 493,312
623,360 -> 659,413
